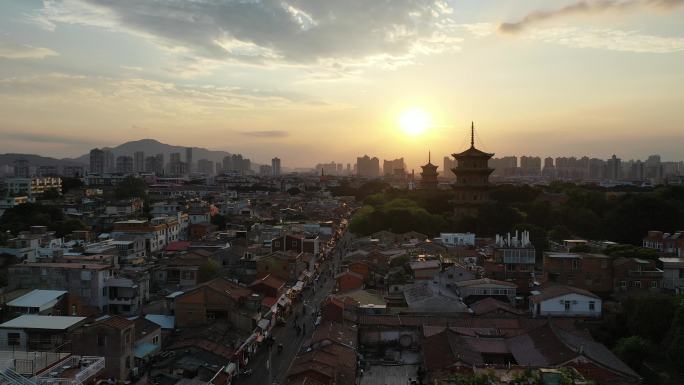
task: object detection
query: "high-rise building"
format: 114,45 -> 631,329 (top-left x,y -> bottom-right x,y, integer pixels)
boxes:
605,154 -> 621,180
383,158 -> 405,176
13,159 -> 30,178
520,156 -> 541,176
104,150 -> 115,173
116,156 -> 134,174
451,122 -> 494,218
89,148 -> 105,174
490,156 -> 517,177
185,147 -> 193,173
356,155 -> 380,177
222,155 -> 232,172
134,151 -> 145,173
542,157 -> 555,178
443,156 -> 457,179
645,155 -> 662,182
169,152 -> 183,175
420,152 -> 439,190
259,165 -> 273,175
271,157 -> 281,176
197,159 -> 214,175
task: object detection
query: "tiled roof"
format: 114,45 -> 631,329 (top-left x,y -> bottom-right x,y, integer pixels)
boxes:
97,315 -> 134,330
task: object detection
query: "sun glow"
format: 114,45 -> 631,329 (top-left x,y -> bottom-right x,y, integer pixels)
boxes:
398,107 -> 430,136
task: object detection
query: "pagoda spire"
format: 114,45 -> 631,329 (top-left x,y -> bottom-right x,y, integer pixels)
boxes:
470,121 -> 475,148
428,151 -> 431,164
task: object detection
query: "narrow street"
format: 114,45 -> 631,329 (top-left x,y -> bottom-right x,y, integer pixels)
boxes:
236,231 -> 351,385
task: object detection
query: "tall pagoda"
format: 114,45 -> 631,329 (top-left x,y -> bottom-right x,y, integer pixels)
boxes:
420,152 -> 439,190
450,122 -> 494,218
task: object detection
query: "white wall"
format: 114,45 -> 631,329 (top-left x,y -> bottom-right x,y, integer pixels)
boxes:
532,293 -> 601,317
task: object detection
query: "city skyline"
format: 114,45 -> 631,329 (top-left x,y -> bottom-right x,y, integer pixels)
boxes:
1,0 -> 683,168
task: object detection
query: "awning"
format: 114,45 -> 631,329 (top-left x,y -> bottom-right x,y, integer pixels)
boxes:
257,318 -> 270,330
277,296 -> 291,307
293,281 -> 304,291
134,342 -> 159,359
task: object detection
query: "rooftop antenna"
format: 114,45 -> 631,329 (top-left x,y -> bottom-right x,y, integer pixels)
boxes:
470,121 -> 475,148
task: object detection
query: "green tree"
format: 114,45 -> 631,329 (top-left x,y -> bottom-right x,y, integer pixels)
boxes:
667,304 -> 684,366
114,176 -> 148,200
61,177 -> 84,194
40,188 -> 61,200
613,336 -> 651,370
198,260 -> 221,283
623,294 -> 678,342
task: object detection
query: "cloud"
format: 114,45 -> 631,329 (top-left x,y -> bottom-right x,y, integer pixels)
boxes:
30,0 -> 462,73
499,0 -> 684,34
240,130 -> 290,138
529,26 -> 684,53
0,41 -> 57,59
1,130 -> 99,145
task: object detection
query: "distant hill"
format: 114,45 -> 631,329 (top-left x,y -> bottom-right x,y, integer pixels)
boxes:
70,138 -> 240,168
0,139 -> 261,172
0,153 -> 86,168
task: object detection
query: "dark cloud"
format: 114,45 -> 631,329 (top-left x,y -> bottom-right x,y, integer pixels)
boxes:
37,0 -> 457,66
1,130 -> 99,146
499,0 -> 684,34
240,130 -> 290,138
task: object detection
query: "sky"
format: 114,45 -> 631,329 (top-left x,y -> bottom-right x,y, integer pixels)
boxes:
0,0 -> 683,169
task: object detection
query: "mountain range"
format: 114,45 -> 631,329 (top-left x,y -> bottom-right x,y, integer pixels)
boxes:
0,139 -> 242,169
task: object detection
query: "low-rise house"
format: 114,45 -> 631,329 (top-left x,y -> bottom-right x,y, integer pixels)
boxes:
436,264 -> 476,287
156,250 -> 217,288
8,262 -> 113,311
347,260 -> 371,281
455,278 -> 517,305
403,281 -> 468,313
409,259 -> 441,280
72,315 -> 136,380
659,257 -> 684,292
271,233 -> 320,255
0,314 -> 86,351
543,252 -> 613,296
248,274 -> 286,299
256,251 -> 307,283
335,271 -> 365,292
468,297 -> 525,317
286,322 -> 357,385
643,230 -> 684,256
133,316 -> 162,365
6,289 -> 68,316
174,277 -> 260,333
613,257 -> 663,294
529,285 -> 602,318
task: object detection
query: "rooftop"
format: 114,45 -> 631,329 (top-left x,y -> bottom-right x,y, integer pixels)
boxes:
7,290 -> 67,310
0,315 -> 86,330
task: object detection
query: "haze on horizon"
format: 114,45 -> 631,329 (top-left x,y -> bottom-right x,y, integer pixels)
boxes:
1,0 -> 683,169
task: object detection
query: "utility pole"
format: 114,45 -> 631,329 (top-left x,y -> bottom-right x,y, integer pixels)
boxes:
267,344 -> 272,385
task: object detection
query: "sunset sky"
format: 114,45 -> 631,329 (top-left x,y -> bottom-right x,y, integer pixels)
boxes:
1,0 -> 683,169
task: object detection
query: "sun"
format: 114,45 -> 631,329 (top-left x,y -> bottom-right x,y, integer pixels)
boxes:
398,107 -> 430,136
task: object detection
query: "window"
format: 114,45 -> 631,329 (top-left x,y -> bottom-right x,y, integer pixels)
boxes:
634,281 -> 642,288
97,335 -> 106,347
7,333 -> 20,346
651,280 -> 659,288
620,281 -> 627,288
153,336 -> 159,345
589,301 -> 595,311
71,305 -> 77,316
564,301 -> 571,311
571,259 -> 579,271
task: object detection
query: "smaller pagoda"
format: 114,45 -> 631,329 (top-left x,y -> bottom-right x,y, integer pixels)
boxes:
420,152 -> 439,190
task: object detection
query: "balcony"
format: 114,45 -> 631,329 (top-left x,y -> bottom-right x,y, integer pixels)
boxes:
36,356 -> 105,385
503,255 -> 536,265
